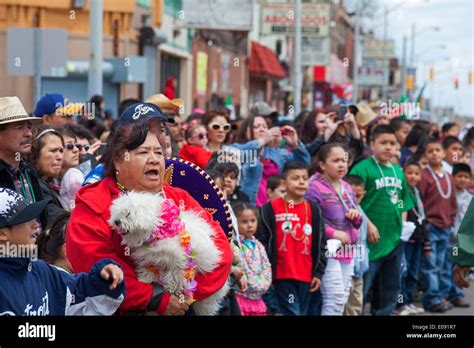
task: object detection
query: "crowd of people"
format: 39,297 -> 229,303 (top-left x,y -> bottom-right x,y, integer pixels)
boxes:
0,91 -> 473,316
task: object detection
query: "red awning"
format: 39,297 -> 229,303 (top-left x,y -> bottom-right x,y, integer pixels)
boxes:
249,41 -> 286,79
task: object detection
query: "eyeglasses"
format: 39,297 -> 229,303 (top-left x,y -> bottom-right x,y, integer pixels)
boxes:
209,123 -> 231,132
193,133 -> 208,140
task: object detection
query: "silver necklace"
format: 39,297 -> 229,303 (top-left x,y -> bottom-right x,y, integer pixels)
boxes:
427,165 -> 452,199
372,156 -> 399,205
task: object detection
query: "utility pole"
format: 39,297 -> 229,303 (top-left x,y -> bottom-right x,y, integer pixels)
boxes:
88,0 -> 103,98
382,5 -> 388,101
401,36 -> 407,98
352,2 -> 361,103
409,23 -> 416,101
294,0 -> 302,117
33,10 -> 42,105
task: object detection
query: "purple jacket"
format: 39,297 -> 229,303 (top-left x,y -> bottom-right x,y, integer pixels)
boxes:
305,172 -> 361,262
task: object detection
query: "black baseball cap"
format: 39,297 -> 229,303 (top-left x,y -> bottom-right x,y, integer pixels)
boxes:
0,188 -> 48,228
118,102 -> 174,124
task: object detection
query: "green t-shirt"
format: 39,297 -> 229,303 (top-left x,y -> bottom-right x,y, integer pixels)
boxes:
350,157 -> 414,261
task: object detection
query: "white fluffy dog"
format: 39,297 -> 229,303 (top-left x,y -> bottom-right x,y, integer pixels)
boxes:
109,191 -> 229,315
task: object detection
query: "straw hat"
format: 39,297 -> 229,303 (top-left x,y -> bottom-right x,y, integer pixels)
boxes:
145,93 -> 183,112
0,97 -> 42,125
354,102 -> 378,127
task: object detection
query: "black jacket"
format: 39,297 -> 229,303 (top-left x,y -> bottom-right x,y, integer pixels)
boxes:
37,176 -> 68,222
407,207 -> 431,252
256,199 -> 327,280
0,159 -> 48,229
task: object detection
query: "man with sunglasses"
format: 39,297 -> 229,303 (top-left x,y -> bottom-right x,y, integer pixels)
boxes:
34,93 -> 85,127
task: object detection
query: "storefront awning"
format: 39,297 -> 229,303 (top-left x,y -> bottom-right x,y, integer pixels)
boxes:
249,42 -> 286,79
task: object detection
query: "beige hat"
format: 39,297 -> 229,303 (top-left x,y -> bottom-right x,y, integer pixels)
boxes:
145,93 -> 183,112
354,102 -> 378,127
0,97 -> 42,125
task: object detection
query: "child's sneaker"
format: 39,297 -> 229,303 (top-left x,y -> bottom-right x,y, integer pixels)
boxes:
395,305 -> 412,316
408,303 -> 425,314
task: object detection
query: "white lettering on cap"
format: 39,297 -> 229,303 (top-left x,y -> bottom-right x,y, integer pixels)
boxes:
132,104 -> 154,120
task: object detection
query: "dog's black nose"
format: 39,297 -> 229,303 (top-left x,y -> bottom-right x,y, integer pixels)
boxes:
114,220 -> 121,227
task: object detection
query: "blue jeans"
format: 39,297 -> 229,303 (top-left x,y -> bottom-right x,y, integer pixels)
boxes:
440,232 -> 464,301
401,241 -> 422,305
307,289 -> 323,316
363,242 -> 404,315
421,224 -> 450,309
262,285 -> 280,315
273,279 -> 312,316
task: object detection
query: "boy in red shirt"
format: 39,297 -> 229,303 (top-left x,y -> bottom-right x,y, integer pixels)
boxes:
256,162 -> 327,315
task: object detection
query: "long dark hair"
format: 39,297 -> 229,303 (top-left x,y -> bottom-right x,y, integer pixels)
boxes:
235,114 -> 261,143
300,108 -> 327,144
36,211 -> 70,264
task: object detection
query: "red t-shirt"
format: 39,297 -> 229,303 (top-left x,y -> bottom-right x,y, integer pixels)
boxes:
271,197 -> 313,283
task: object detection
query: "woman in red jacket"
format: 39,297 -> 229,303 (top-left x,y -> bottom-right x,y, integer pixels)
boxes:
66,103 -> 232,315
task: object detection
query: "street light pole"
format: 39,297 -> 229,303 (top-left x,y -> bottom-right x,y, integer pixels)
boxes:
88,0 -> 104,98
294,0 -> 302,117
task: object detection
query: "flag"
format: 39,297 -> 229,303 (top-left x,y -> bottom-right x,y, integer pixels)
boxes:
450,198 -> 474,267
416,82 -> 427,105
225,94 -> 236,121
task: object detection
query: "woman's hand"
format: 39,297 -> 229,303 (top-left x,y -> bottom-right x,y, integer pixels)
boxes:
280,125 -> 299,147
345,209 -> 361,221
87,140 -> 102,156
163,295 -> 189,315
324,113 -> 342,142
333,230 -> 351,244
259,127 -> 282,147
453,265 -> 471,288
100,264 -> 124,290
344,112 -> 361,140
309,277 -> 321,292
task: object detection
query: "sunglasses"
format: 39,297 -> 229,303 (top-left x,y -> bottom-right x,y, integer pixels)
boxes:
209,123 -> 231,132
193,133 -> 208,140
64,143 -> 84,151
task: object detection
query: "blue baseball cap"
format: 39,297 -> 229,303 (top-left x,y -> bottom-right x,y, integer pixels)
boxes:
34,93 -> 69,117
119,102 -> 172,124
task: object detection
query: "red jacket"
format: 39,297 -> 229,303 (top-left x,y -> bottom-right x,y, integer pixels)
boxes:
178,144 -> 212,169
66,177 -> 232,315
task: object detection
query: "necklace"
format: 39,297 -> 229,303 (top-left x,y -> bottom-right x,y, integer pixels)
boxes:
426,165 -> 452,199
372,156 -> 399,205
279,196 -> 312,255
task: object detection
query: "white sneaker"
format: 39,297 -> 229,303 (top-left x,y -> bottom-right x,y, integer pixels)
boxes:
396,305 -> 412,316
408,304 -> 425,314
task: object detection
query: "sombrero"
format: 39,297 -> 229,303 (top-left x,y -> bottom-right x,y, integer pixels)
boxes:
164,157 -> 234,240
145,94 -> 183,113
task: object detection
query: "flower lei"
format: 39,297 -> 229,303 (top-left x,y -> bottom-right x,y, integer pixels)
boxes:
146,199 -> 197,304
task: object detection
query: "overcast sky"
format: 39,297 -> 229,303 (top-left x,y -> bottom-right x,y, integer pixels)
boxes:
360,0 -> 474,118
